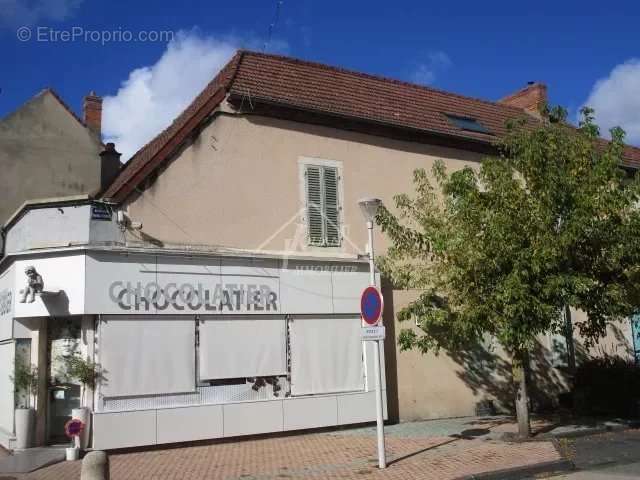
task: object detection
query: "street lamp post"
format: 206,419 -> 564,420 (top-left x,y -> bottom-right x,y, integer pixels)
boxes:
358,197 -> 386,469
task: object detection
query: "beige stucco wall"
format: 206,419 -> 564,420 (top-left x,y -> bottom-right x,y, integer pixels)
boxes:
125,113 -> 483,256
125,112 -> 636,422
0,91 -> 103,225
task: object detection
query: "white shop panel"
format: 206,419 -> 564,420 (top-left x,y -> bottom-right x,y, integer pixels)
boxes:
337,391 -> 388,425
223,400 -> 283,437
331,267 -> 370,314
156,405 -> 223,444
13,254 -> 85,318
93,410 -> 157,450
85,252 -> 157,314
220,257 -> 280,277
283,396 -> 338,431
279,261 -> 333,314
0,342 -> 15,433
0,266 -> 14,341
156,256 -> 222,315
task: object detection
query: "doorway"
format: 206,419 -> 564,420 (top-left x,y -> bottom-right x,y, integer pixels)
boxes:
46,317 -> 81,444
632,315 -> 640,365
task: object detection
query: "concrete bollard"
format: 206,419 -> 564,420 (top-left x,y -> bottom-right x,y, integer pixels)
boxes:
81,451 -> 110,480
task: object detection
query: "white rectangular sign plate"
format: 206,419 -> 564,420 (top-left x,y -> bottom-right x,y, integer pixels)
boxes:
361,326 -> 385,341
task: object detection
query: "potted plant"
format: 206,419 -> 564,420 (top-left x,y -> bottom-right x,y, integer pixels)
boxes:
64,418 -> 84,461
10,359 -> 38,449
62,353 -> 100,449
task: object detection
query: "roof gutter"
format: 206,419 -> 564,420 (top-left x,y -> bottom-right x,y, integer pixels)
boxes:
226,92 -> 500,154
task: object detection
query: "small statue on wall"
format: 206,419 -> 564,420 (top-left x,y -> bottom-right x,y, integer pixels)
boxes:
19,266 -> 44,303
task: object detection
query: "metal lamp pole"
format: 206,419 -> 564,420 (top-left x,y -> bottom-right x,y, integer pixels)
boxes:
359,197 -> 386,469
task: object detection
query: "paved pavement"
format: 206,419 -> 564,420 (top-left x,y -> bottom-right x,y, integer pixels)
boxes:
544,429 -> 640,480
0,448 -> 65,475
18,418 -> 563,480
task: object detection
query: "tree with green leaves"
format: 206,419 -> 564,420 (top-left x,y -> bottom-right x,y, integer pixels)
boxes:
377,107 -> 640,437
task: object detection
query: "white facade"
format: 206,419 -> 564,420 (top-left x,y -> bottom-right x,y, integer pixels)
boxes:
0,248 -> 386,450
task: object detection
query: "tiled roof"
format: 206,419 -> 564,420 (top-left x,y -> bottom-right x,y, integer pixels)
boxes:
103,50 -> 640,201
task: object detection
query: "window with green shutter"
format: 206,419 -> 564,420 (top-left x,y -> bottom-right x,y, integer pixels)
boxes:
304,164 -> 341,247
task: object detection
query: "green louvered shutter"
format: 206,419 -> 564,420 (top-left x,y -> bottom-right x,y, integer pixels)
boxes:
304,164 -> 341,247
305,165 -> 325,246
323,167 -> 341,246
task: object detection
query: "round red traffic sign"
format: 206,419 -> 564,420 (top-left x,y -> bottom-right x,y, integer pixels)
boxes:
361,286 -> 383,325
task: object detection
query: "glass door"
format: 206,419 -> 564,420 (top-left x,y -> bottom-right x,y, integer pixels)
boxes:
632,314 -> 640,364
46,317 -> 81,444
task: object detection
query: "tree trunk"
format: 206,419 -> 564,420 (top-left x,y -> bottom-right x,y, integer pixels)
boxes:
513,352 -> 531,438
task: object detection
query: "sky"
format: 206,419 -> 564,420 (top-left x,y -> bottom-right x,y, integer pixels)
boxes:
1,0 -> 639,160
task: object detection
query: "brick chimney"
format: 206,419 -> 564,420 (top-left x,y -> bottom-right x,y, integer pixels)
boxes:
83,91 -> 103,137
99,143 -> 121,191
498,82 -> 548,118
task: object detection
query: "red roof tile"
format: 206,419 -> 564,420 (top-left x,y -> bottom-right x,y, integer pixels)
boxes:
103,51 -> 640,202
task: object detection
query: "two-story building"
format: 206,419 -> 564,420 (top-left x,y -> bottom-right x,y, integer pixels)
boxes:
0,51 -> 637,450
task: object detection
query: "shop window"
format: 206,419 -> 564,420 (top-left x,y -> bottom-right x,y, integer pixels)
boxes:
0,343 -> 14,431
289,316 -> 364,396
301,159 -> 342,247
13,339 -> 33,409
99,316 -> 196,397
198,317 -> 287,381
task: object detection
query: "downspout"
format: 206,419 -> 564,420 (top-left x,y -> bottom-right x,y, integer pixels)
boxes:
0,225 -> 6,259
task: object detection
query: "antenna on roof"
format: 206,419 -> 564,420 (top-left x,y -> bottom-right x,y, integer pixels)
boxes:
263,0 -> 284,52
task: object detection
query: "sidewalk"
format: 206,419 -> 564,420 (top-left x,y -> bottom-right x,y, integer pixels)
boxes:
20,417 -> 568,480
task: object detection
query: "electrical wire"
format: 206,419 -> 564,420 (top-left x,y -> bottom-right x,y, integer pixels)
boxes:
263,0 -> 284,52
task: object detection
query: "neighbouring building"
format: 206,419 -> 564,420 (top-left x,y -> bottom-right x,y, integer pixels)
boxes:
0,89 -> 108,229
0,51 -> 638,450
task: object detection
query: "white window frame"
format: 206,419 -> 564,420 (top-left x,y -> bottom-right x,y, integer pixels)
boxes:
298,157 -> 344,248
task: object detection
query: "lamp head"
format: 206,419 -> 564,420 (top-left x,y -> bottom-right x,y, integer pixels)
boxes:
358,197 -> 383,223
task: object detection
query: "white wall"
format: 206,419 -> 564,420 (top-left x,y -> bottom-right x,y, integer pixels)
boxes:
85,252 -> 370,316
0,266 -> 14,341
13,254 -> 85,318
4,205 -> 91,255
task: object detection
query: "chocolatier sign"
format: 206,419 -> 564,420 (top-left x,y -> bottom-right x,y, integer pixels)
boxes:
108,281 -> 278,312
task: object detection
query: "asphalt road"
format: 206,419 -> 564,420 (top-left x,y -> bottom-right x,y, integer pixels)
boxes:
546,429 -> 640,479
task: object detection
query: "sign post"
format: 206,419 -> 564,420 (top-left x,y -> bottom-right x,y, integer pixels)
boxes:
358,196 -> 386,469
360,285 -> 386,470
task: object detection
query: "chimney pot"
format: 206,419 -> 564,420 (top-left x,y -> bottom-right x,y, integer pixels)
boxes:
83,92 -> 103,138
498,82 -> 548,118
99,143 -> 121,192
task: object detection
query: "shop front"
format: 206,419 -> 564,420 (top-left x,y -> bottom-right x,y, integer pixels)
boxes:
0,248 -> 386,450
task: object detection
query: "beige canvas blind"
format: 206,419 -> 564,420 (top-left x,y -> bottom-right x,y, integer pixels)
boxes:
198,317 -> 287,380
99,316 -> 196,397
290,316 -> 364,396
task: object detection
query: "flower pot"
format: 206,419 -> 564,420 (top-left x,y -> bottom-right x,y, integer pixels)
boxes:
14,408 -> 35,449
66,447 -> 79,461
71,407 -> 91,449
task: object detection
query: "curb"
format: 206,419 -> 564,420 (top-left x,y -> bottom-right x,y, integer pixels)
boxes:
454,458 -> 574,480
539,421 -> 639,441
